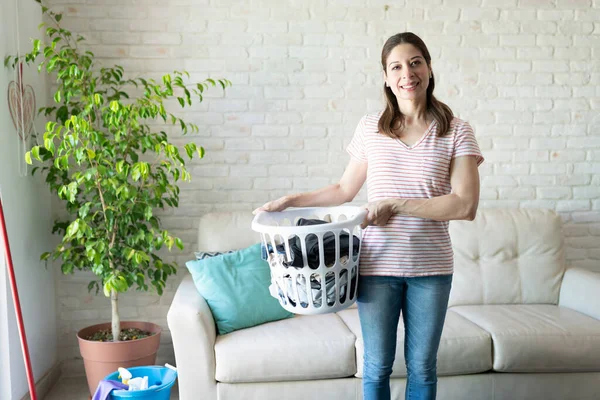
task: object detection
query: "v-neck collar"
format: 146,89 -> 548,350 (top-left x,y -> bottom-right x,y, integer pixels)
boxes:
395,119 -> 436,150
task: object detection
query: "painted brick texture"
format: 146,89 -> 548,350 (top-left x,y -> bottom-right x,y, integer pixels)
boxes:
44,0 -> 600,374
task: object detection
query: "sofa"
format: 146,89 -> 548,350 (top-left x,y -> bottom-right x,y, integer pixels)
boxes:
167,208 -> 600,400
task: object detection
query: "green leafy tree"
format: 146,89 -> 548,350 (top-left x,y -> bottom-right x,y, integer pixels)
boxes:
4,1 -> 230,341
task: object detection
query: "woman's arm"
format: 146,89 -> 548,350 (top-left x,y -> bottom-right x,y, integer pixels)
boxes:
362,155 -> 480,227
253,158 -> 368,213
391,155 -> 480,221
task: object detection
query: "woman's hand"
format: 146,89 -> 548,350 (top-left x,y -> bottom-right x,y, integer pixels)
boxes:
253,196 -> 290,215
360,199 -> 396,229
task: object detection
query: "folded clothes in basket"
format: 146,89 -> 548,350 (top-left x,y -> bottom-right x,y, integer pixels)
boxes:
261,218 -> 361,269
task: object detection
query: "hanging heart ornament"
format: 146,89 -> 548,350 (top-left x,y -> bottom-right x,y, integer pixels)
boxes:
7,63 -> 36,141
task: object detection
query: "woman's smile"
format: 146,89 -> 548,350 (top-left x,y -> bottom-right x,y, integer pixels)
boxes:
400,82 -> 420,91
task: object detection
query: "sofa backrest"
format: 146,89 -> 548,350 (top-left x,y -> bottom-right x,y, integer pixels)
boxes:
198,211 -> 258,252
197,208 -> 565,307
448,208 -> 565,307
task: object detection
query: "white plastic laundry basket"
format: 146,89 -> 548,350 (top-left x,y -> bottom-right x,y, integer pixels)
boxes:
252,206 -> 367,315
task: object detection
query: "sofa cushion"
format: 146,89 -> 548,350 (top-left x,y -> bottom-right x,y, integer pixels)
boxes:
194,250 -> 236,260
336,309 -> 492,378
452,304 -> 600,372
214,313 -> 357,383
186,243 -> 292,335
449,208 -> 564,307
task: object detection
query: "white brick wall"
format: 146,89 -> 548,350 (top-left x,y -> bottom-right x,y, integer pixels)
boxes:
46,0 -> 600,374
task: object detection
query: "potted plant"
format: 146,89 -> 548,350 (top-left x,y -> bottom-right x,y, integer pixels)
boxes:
4,1 -> 230,395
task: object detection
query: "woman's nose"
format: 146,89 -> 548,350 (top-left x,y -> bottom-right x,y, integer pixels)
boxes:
400,67 -> 414,80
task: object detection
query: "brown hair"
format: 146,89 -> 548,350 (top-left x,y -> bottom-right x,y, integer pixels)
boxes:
378,32 -> 453,138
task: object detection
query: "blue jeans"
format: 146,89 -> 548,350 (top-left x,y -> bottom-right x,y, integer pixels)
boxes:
357,274 -> 453,400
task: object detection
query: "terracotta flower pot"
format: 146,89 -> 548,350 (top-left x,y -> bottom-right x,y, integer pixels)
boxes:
77,321 -> 162,396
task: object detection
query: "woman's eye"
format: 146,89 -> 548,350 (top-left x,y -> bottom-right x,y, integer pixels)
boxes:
411,61 -> 421,66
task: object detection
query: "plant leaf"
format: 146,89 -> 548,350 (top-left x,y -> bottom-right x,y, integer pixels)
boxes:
66,219 -> 80,238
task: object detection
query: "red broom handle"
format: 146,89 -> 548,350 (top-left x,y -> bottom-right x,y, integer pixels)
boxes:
0,195 -> 37,400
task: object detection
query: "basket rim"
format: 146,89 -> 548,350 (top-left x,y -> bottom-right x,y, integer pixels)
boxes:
252,206 -> 367,235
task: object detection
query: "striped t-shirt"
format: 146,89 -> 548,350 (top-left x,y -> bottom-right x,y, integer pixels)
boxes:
346,111 -> 484,277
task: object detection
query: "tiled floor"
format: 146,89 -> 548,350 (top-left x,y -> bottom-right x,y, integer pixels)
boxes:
44,376 -> 179,399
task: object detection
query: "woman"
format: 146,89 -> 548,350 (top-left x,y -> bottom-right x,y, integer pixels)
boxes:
254,32 -> 483,400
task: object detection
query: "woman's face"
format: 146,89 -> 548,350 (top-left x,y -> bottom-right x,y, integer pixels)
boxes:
384,43 -> 431,103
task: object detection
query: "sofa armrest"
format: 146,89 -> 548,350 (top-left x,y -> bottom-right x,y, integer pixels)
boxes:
558,267 -> 600,320
167,274 -> 217,400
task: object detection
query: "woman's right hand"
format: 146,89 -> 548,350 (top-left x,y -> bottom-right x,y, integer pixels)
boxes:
253,196 -> 291,214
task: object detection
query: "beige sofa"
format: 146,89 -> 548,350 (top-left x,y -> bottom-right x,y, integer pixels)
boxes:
167,208 -> 600,400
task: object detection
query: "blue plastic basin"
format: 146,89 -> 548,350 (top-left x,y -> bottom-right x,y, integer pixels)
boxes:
103,366 -> 177,400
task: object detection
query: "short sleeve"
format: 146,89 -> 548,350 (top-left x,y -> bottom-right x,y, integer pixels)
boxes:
453,121 -> 484,166
346,116 -> 368,163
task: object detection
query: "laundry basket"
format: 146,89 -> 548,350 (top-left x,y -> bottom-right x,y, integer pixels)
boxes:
252,206 -> 367,315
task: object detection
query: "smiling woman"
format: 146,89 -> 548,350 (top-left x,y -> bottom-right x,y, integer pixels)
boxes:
254,31 -> 484,400
379,32 -> 454,142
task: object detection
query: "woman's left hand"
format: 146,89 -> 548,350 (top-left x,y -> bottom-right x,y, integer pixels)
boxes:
360,199 -> 395,229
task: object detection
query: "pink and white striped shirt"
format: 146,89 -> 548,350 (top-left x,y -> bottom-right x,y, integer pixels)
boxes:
347,111 -> 484,277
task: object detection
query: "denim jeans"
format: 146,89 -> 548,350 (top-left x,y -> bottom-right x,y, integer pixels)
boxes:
357,274 -> 453,400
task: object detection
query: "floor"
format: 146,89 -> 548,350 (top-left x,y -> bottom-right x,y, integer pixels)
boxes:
43,376 -> 180,399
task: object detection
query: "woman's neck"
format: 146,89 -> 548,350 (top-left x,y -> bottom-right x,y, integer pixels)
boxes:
397,98 -> 429,125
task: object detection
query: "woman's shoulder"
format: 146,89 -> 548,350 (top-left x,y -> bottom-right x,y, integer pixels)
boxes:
449,116 -> 470,128
447,116 -> 473,135
359,110 -> 384,132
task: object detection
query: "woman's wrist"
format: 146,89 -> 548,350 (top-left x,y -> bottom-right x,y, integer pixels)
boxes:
388,198 -> 404,214
283,194 -> 298,208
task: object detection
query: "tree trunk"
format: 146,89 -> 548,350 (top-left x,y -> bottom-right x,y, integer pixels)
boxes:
111,289 -> 120,342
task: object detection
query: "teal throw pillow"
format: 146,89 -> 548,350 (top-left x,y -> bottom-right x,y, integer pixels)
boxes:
186,243 -> 293,335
